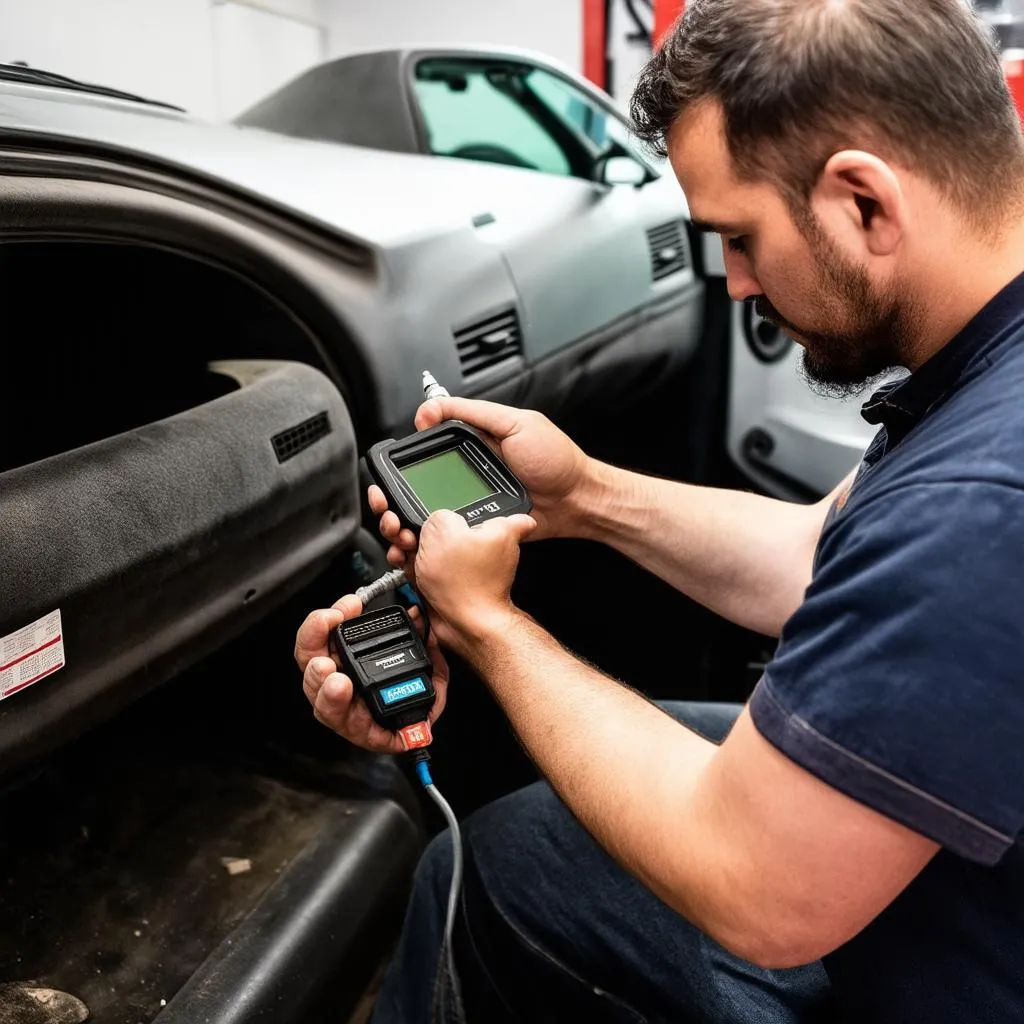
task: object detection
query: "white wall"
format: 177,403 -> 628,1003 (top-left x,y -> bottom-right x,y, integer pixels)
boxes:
323,0 -> 582,75
0,0 -> 219,116
0,0 -> 327,119
212,3 -> 325,118
0,0 -> 584,120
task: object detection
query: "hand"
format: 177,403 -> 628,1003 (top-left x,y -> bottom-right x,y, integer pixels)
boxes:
369,397 -> 591,571
295,594 -> 449,753
413,509 -> 537,658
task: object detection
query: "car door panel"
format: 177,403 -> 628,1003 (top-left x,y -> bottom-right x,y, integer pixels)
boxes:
705,238 -> 880,498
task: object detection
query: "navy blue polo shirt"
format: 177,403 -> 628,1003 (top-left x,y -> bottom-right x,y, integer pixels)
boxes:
750,272 -> 1024,1022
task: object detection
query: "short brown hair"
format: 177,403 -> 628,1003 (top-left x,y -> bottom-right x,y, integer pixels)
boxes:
631,0 -> 1024,226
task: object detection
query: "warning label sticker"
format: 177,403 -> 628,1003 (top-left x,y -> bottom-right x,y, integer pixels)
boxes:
0,610 -> 65,702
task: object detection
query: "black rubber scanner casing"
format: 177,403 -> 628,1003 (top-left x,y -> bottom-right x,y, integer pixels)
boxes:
366,420 -> 531,532
330,606 -> 435,729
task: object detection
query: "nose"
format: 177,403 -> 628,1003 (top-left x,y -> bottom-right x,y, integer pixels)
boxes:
723,245 -> 762,303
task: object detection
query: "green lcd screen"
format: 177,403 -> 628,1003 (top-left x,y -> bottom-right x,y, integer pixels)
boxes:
399,449 -> 496,514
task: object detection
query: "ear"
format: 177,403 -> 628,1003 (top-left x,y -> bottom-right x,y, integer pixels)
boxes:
810,151 -> 906,258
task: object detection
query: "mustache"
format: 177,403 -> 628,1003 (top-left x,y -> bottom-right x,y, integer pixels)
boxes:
753,295 -> 784,325
751,296 -> 802,337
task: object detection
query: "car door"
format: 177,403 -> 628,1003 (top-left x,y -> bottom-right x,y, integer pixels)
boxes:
409,56 -> 693,361
705,238 -> 882,499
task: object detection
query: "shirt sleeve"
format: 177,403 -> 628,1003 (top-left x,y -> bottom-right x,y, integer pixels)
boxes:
750,479 -> 1024,865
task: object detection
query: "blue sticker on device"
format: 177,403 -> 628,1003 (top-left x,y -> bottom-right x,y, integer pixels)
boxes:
380,677 -> 427,705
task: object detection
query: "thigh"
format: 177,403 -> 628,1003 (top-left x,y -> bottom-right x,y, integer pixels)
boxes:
456,702 -> 832,1024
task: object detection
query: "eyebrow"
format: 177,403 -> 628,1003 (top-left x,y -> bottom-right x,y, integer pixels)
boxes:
691,219 -> 744,236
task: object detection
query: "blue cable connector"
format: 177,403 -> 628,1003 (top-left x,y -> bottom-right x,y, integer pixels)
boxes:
415,757 -> 434,788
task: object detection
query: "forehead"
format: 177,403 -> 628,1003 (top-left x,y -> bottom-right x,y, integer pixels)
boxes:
667,101 -> 778,231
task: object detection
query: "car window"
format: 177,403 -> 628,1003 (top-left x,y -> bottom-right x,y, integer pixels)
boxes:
527,68 -> 646,166
413,61 -> 572,176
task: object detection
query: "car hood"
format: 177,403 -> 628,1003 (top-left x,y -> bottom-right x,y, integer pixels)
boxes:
0,81 -> 592,249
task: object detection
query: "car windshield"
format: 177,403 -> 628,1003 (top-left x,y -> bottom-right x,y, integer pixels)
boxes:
0,63 -> 183,111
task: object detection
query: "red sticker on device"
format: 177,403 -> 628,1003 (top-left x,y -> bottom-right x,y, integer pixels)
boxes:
398,721 -> 432,750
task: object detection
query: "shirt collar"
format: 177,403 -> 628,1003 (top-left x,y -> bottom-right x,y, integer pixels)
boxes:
860,270 -> 1024,445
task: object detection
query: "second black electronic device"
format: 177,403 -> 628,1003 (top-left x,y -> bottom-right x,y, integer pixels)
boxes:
329,604 -> 436,744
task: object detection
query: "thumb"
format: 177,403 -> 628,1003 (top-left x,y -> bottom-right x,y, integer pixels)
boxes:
506,514 -> 539,542
476,514 -> 537,544
424,508 -> 468,536
415,397 -> 522,441
414,398 -> 447,431
332,593 -> 364,618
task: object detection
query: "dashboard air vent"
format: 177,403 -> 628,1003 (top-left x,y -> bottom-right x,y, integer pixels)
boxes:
271,411 -> 331,463
647,221 -> 689,281
454,307 -> 523,377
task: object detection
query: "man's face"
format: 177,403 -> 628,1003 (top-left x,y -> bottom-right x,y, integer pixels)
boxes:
668,102 -> 915,395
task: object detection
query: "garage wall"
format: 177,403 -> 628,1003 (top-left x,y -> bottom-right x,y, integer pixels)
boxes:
323,0 -> 583,75
0,0 -> 583,120
0,0 -> 326,119
0,0 -> 219,115
212,2 -> 326,118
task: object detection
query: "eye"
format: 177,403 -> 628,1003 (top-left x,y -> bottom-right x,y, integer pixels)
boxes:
727,235 -> 748,254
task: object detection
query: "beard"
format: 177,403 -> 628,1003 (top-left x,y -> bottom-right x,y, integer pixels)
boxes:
753,230 -> 918,399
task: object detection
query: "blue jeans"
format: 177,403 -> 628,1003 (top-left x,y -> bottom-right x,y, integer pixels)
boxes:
373,702 -> 833,1023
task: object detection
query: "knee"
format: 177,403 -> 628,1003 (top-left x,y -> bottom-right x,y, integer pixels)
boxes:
458,782 -> 583,908
412,782 -> 578,922
413,824 -> 456,900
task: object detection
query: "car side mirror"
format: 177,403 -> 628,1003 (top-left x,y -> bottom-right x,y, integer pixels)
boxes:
597,155 -> 648,188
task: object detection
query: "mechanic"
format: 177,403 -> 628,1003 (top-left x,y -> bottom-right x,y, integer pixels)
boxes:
295,0 -> 1024,1020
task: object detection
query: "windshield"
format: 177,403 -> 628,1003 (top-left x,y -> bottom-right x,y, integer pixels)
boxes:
0,64 -> 184,111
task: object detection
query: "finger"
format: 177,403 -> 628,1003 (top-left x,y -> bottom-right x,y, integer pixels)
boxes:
330,593 -> 363,619
413,398 -> 447,431
379,510 -> 402,541
397,529 -> 418,551
303,656 -> 339,707
387,546 -> 407,568
368,485 -> 389,514
294,608 -> 345,670
424,508 -> 468,536
318,673 -> 406,754
314,669 -> 355,725
506,514 -> 539,542
414,397 -> 523,440
475,513 -> 537,543
398,557 -> 417,587
408,603 -> 423,632
429,675 -> 448,723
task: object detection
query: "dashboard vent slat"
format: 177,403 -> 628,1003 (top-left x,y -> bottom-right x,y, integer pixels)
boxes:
647,221 -> 689,281
271,411 -> 331,463
453,307 -> 523,377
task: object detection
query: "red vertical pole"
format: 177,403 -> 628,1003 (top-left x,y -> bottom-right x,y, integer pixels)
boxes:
582,0 -> 608,89
654,0 -> 686,46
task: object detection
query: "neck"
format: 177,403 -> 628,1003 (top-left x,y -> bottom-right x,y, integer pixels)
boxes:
905,212 -> 1024,370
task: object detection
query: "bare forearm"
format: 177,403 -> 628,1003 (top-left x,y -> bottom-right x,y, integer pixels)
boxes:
464,611 -> 748,948
569,460 -> 831,636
